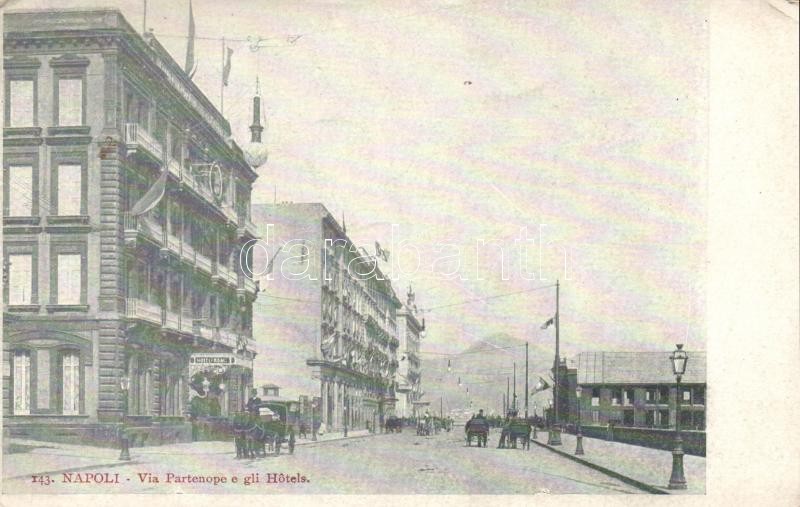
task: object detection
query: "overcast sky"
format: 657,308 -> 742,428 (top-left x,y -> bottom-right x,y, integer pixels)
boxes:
12,0 -> 709,357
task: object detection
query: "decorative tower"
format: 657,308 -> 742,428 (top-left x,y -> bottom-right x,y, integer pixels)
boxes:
242,78 -> 269,169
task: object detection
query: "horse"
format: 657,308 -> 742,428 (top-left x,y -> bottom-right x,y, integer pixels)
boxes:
465,418 -> 489,448
498,418 -> 531,450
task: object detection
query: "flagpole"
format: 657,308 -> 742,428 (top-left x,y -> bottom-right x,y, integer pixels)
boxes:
143,0 -> 147,34
220,37 -> 225,115
548,279 -> 562,445
513,362 -> 516,411
525,342 -> 529,419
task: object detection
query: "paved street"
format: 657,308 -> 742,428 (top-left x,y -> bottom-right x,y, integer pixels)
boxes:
3,429 -> 642,495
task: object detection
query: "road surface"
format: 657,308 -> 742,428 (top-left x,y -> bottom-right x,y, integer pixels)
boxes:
3,428 -> 641,494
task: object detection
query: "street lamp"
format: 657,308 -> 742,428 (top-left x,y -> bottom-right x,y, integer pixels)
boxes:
668,344 -> 689,490
118,376 -> 131,461
575,385 -> 584,455
532,402 -> 538,440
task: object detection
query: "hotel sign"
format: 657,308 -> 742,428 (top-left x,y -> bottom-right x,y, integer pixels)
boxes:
189,353 -> 237,365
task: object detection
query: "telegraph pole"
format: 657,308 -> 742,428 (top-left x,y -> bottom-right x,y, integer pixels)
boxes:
506,377 -> 510,417
525,342 -> 529,419
513,363 -> 516,411
548,279 -> 563,445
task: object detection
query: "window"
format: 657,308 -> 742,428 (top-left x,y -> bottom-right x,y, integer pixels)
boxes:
12,350 -> 31,415
8,254 -> 33,305
62,352 -> 80,415
645,388 -> 657,404
57,78 -> 83,126
623,409 -> 634,426
645,410 -> 655,427
694,387 -> 705,405
57,254 -> 82,304
591,410 -> 599,424
8,80 -> 34,127
682,389 -> 692,403
591,388 -> 600,407
659,409 -> 670,428
7,165 -> 33,217
56,164 -> 82,215
623,388 -> 634,406
611,388 -> 621,406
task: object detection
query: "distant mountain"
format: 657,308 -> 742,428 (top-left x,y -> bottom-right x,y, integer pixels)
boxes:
421,333 -> 557,418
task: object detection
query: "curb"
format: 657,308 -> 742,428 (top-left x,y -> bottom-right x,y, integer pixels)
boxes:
295,431 -> 380,448
529,438 -> 668,495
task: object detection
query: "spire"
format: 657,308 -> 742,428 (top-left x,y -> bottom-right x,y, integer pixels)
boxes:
250,89 -> 263,143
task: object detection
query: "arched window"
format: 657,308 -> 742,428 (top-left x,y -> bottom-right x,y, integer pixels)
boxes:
12,349 -> 31,415
61,350 -> 80,415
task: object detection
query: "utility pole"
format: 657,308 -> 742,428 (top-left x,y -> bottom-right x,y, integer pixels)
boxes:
548,279 -> 563,445
525,342 -> 529,419
506,377 -> 510,417
513,362 -> 517,411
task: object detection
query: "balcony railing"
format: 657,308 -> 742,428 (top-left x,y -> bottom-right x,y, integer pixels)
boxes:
217,328 -> 238,348
125,123 -> 163,162
180,312 -> 194,334
125,298 -> 162,325
197,322 -> 214,341
195,251 -> 213,274
123,212 -> 163,247
237,210 -> 258,238
167,157 -> 182,179
164,309 -> 181,331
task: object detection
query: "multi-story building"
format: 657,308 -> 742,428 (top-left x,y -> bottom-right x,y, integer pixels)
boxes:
574,350 -> 706,431
395,287 -> 424,418
251,203 -> 401,432
2,9 -> 259,444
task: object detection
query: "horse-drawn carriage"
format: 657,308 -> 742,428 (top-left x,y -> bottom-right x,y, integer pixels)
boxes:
385,416 -> 403,433
233,402 -> 297,459
498,418 -> 531,450
416,417 -> 433,436
465,418 -> 490,447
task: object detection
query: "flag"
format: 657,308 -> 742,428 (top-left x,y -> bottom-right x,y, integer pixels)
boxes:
375,241 -> 390,262
223,47 -> 233,86
540,315 -> 555,330
532,376 -> 550,394
184,0 -> 198,78
265,245 -> 284,275
130,170 -> 168,216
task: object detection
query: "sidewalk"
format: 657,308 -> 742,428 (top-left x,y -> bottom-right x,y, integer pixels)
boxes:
531,431 -> 706,494
3,429 -> 375,482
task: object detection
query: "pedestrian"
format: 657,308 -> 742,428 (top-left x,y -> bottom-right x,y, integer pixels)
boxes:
246,389 -> 262,416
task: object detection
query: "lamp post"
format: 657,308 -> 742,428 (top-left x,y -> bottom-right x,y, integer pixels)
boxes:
668,344 -> 688,490
532,403 -> 538,440
118,376 -> 131,461
575,385 -> 584,455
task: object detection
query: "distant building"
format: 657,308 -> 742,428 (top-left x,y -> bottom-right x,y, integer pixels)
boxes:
3,9 -> 258,444
574,351 -> 706,430
395,286 -> 424,418
250,203 -> 401,432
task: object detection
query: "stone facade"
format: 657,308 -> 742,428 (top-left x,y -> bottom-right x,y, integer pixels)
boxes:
3,9 -> 259,444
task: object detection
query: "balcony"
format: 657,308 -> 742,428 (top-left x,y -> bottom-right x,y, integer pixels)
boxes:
236,211 -> 259,239
125,123 -> 163,163
123,212 -> 163,248
180,312 -> 194,334
221,203 -> 238,225
217,328 -> 238,348
167,157 -> 182,180
181,241 -> 196,266
217,263 -> 237,288
125,298 -> 162,326
196,322 -> 214,341
165,232 -> 182,257
164,309 -> 181,331
195,251 -> 213,274
237,273 -> 258,297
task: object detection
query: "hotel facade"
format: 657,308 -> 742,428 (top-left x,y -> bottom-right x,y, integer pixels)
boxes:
251,203 -> 401,432
3,9 -> 259,444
